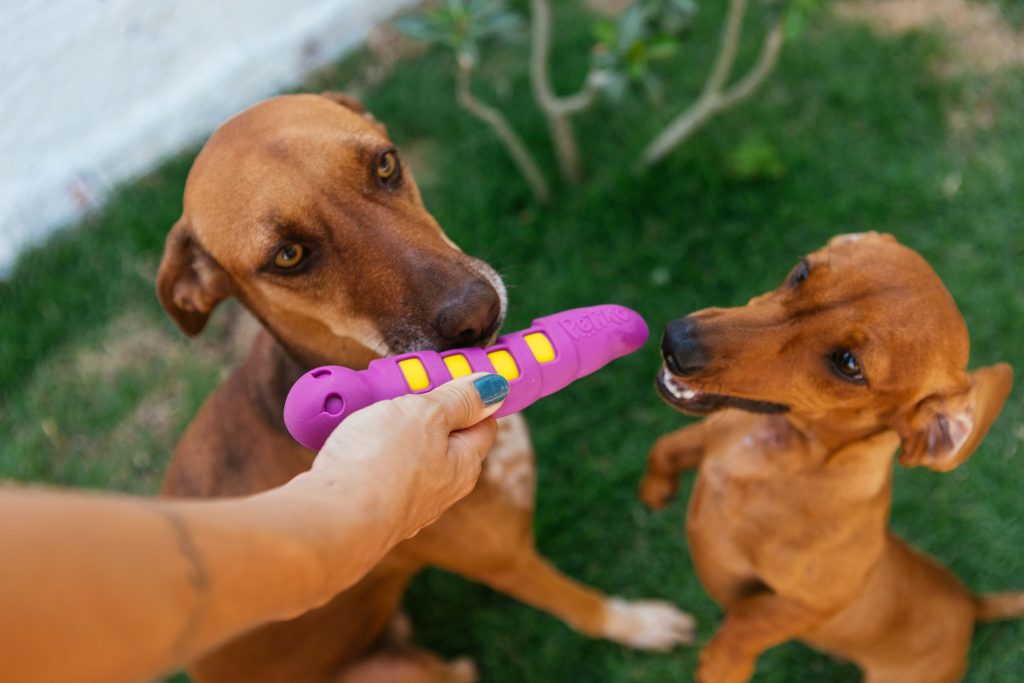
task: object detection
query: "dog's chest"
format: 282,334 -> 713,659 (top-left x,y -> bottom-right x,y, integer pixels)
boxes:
703,415 -> 803,484
687,417 -> 823,566
482,413 -> 536,508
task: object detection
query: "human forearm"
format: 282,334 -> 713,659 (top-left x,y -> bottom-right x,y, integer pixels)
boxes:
0,374 -> 506,683
167,466 -> 405,650
0,476 -> 399,683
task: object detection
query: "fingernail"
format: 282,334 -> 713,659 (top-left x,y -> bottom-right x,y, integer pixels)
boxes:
473,373 -> 510,406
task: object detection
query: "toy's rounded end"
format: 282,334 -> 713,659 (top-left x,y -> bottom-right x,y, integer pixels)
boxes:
532,304 -> 650,377
610,304 -> 650,354
283,366 -> 372,450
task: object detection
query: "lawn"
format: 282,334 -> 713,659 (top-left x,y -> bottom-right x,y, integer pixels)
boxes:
1,1 -> 1023,681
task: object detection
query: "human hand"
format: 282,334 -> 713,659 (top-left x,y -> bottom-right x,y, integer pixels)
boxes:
311,372 -> 509,543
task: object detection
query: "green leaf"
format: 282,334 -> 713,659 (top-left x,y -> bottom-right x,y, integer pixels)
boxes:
617,6 -> 646,50
784,8 -> 806,39
647,37 -> 680,61
593,19 -> 618,46
477,11 -> 524,40
669,0 -> 698,13
784,0 -> 825,39
727,133 -> 786,181
394,0 -> 522,61
627,58 -> 646,80
395,14 -> 452,43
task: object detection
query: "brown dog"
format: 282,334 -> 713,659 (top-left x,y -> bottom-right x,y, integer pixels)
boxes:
157,93 -> 694,683
640,233 -> 1020,683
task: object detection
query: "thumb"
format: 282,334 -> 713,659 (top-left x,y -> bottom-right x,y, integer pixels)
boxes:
423,373 -> 510,432
449,419 -> 500,466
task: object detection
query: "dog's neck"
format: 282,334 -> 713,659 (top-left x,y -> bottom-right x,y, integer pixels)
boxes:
240,328 -> 377,433
236,332 -> 303,430
783,413 -> 896,466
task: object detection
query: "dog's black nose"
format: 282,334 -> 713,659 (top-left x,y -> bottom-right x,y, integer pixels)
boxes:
435,279 -> 501,349
662,317 -> 707,377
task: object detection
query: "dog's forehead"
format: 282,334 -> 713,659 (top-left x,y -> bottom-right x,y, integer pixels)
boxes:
182,96 -> 394,244
807,236 -> 970,372
196,97 -> 391,171
807,236 -> 944,294
226,94 -> 386,139
814,236 -> 910,269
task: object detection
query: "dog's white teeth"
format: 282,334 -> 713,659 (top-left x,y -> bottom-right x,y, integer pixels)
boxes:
661,368 -> 696,401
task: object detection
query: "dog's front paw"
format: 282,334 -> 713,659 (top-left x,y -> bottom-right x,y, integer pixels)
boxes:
601,598 -> 696,651
638,472 -> 679,510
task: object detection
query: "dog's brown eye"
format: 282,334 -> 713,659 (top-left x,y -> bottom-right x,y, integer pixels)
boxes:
377,151 -> 398,181
831,349 -> 865,383
788,260 -> 810,287
273,244 -> 305,269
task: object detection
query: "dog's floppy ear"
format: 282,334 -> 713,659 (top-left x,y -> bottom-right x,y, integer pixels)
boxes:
893,363 -> 1013,472
320,91 -> 368,114
320,91 -> 386,132
156,219 -> 235,336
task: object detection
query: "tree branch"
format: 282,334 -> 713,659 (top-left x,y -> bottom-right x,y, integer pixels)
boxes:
639,5 -> 784,169
704,0 -> 749,96
550,83 -> 599,116
718,21 -> 784,110
529,0 -> 598,183
456,58 -> 551,202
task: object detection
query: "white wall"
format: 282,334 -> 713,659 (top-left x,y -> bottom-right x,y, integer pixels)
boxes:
0,0 -> 416,275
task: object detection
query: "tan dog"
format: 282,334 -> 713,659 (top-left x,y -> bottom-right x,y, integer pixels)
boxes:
640,233 -> 1020,683
157,93 -> 694,683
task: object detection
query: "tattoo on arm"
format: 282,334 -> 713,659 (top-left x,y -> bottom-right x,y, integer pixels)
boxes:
157,507 -> 210,661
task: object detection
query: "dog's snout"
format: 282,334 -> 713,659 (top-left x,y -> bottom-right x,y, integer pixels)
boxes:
434,279 -> 501,349
662,317 -> 708,377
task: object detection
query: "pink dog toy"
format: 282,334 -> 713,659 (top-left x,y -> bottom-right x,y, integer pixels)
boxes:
283,305 -> 649,450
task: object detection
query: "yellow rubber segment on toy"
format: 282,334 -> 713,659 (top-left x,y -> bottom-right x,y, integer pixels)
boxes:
443,354 -> 473,378
398,358 -> 430,391
524,333 -> 556,363
487,350 -> 520,381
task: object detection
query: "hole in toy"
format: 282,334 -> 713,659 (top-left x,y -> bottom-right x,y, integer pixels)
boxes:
324,394 -> 345,415
312,369 -> 331,379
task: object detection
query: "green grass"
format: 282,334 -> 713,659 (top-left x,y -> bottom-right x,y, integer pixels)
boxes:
2,1 -> 1024,681
983,0 -> 1024,26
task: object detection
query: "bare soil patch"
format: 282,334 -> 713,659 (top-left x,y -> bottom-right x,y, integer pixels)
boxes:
836,0 -> 1024,74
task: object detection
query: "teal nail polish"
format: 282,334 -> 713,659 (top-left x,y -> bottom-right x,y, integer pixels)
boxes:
474,374 -> 510,406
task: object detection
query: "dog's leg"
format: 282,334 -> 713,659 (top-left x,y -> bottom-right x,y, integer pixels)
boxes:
696,592 -> 826,683
476,547 -> 696,651
639,422 -> 708,509
408,415 -> 695,651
